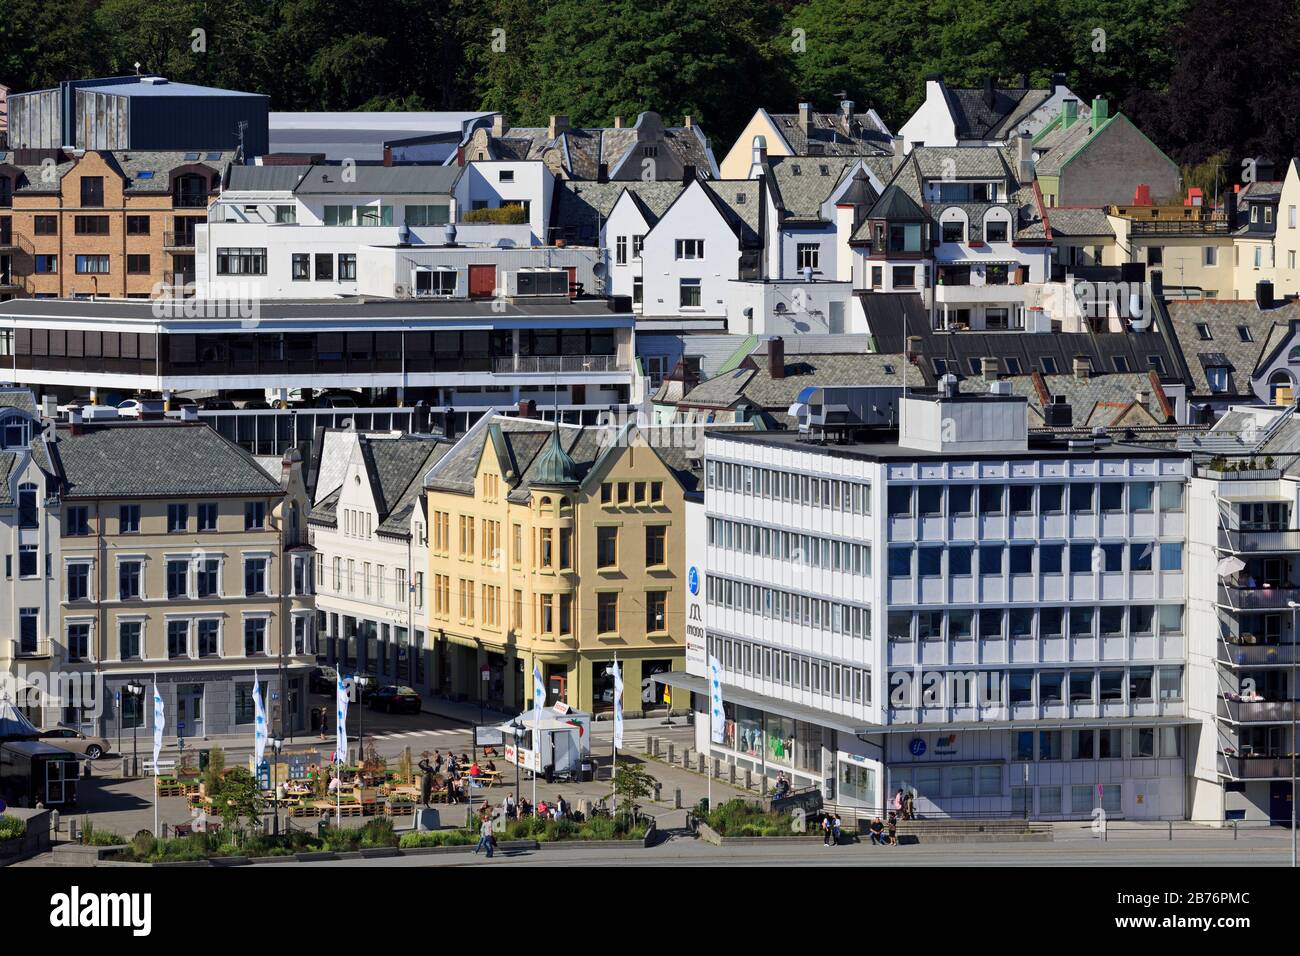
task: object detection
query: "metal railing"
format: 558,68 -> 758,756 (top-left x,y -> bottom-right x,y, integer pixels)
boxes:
163,232 -> 196,249
1128,219 -> 1231,236
1217,584 -> 1300,609
1218,697 -> 1298,723
1219,528 -> 1300,552
1217,641 -> 1300,666
493,354 -> 627,374
1219,754 -> 1297,779
10,638 -> 52,659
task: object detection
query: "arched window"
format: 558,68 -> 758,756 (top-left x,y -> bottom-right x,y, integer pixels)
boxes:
1287,346 -> 1300,364
1269,369 -> 1295,405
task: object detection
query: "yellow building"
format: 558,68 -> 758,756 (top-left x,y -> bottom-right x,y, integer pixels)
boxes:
1106,202 -> 1236,299
423,415 -> 694,715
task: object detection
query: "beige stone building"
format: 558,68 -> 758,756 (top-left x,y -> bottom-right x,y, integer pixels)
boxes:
52,416 -> 315,741
0,148 -> 232,299
423,414 -> 696,715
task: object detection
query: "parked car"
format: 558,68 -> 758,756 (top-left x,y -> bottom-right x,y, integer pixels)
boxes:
117,398 -> 166,419
315,393 -> 358,409
199,398 -> 236,410
242,400 -> 271,410
308,665 -> 338,694
368,686 -> 422,714
38,726 -> 111,760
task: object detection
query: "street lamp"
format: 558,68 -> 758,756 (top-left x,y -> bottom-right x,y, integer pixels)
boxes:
511,717 -> 524,807
270,735 -> 285,836
124,681 -> 145,776
1286,600 -> 1298,868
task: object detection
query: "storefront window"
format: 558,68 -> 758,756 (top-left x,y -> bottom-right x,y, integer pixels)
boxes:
838,760 -> 876,806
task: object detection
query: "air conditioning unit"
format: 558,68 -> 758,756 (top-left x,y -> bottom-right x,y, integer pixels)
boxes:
394,284 -> 408,298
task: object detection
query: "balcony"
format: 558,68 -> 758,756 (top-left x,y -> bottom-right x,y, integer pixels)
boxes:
10,638 -> 52,659
1219,641 -> 1300,667
1218,528 -> 1300,553
1128,218 -> 1231,236
1217,585 -> 1300,610
164,232 -> 197,251
493,354 -> 627,374
1219,697 -> 1299,723
1219,754 -> 1297,780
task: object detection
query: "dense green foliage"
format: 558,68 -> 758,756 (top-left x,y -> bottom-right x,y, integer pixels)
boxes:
0,815 -> 27,840
699,798 -> 804,836
1,0 -> 1295,172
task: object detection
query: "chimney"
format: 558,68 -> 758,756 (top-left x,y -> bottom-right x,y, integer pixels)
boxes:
1135,388 -> 1150,410
1257,279 -> 1275,311
443,407 -> 458,440
383,145 -> 393,167
1256,157 -> 1276,183
681,164 -> 696,184
1133,183 -> 1152,206
1019,73 -> 1029,89
492,113 -> 507,137
1091,97 -> 1109,124
41,394 -> 57,420
1225,188 -> 1238,229
840,99 -> 854,122
613,115 -> 623,129
180,404 -> 198,422
517,399 -> 536,418
1016,131 -> 1033,183
891,134 -> 906,170
1073,355 -> 1090,381
981,356 -> 999,382
548,115 -> 569,139
1051,72 -> 1067,92
983,75 -> 996,109
1061,98 -> 1078,129
768,336 -> 786,379
68,407 -> 84,436
683,114 -> 693,128
798,102 -> 813,138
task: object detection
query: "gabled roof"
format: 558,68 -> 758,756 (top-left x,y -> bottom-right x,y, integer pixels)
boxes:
550,179 -> 686,240
763,108 -> 893,156
944,86 -> 1054,141
307,431 -> 451,537
865,183 -> 927,222
766,156 -> 865,220
53,421 -> 285,499
1164,299 -> 1294,395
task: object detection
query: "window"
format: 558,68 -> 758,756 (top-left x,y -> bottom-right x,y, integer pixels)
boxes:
1040,356 -> 1058,374
126,215 -> 150,235
1069,671 -> 1094,703
498,169 -> 515,183
75,255 -> 110,274
314,253 -> 333,281
1204,246 -> 1217,266
887,485 -> 913,517
679,278 -> 702,308
1196,322 -> 1213,341
168,620 -> 189,659
66,506 -> 89,536
796,243 -> 820,270
67,623 -> 90,662
338,253 -> 357,280
891,266 -> 916,288
244,557 -> 267,596
985,219 -> 1008,242
67,563 -> 90,602
34,254 -> 57,273
80,176 -> 104,207
72,214 -> 109,236
292,254 -> 310,281
1207,367 -> 1229,393
119,560 -> 142,599
244,501 -> 266,530
404,205 -> 449,226
18,545 -> 37,577
645,591 -> 667,632
645,525 -> 666,567
166,559 -> 189,599
119,621 -> 142,660
632,276 -> 643,306
196,558 -> 220,598
216,247 -> 268,275
168,503 -> 188,533
941,220 -> 964,243
675,239 -> 704,260
1039,730 -> 1062,760
198,502 -> 218,532
244,617 -> 267,656
616,236 -> 628,265
597,592 -> 618,633
597,527 -> 618,568
34,215 -> 57,235
126,254 -> 150,274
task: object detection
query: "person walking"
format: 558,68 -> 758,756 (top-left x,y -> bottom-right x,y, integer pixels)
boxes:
892,788 -> 904,815
831,814 -> 843,846
902,790 -> 916,821
822,814 -> 833,847
476,814 -> 495,858
886,811 -> 898,847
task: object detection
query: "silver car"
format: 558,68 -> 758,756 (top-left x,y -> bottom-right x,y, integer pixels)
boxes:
39,726 -> 111,760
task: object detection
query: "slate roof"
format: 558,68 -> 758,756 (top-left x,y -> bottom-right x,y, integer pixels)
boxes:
764,108 -> 893,156
53,421 -> 285,499
860,291 -> 1183,382
306,431 -> 451,537
766,156 -> 864,220
1043,207 -> 1114,237
1164,299 -> 1295,395
228,162 -> 458,195
945,86 -> 1053,140
1,149 -> 231,195
0,388 -> 37,413
551,180 -> 686,242
702,179 -> 763,241
955,370 -> 1171,426
679,351 -> 917,412
0,454 -> 18,507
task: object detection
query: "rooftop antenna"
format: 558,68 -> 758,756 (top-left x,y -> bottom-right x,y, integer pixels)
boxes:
235,120 -> 248,165
134,61 -> 141,76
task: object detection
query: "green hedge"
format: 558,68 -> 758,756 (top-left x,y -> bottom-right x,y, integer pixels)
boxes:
461,205 -> 529,225
398,829 -> 478,849
699,798 -> 800,836
0,815 -> 26,839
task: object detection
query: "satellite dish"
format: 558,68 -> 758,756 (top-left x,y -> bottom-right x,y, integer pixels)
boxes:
592,261 -> 606,278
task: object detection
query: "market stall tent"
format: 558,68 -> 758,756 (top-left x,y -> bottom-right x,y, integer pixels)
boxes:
498,708 -> 592,776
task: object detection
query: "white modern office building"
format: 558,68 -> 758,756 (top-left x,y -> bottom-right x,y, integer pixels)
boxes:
667,383 -> 1201,821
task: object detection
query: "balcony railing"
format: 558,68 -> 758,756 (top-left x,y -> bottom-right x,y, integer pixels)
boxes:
10,638 -> 52,659
1219,698 -> 1299,723
1217,585 -> 1300,610
1129,218 -> 1231,236
1220,754 -> 1297,779
164,232 -> 197,250
1219,529 -> 1300,553
493,354 -> 627,374
1219,641 -> 1300,666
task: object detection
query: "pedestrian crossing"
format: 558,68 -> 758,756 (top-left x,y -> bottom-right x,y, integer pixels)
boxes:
366,727 -> 471,742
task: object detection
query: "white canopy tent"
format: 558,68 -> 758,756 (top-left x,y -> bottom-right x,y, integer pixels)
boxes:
498,707 -> 592,776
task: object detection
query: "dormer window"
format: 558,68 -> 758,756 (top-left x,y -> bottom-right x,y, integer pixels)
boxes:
0,415 -> 30,450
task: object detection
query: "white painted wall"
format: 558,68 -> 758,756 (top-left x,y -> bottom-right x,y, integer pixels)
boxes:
452,160 -> 554,243
640,180 -> 743,318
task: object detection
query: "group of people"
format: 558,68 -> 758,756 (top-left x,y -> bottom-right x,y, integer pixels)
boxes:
891,788 -> 917,820
496,792 -> 569,821
820,813 -> 845,846
867,813 -> 900,846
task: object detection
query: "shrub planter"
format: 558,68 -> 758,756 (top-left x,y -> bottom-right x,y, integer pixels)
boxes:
1199,468 -> 1281,481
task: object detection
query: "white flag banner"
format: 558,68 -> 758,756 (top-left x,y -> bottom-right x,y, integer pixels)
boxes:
253,673 -> 267,771
709,654 -> 724,745
612,661 -> 624,750
533,663 -> 545,711
151,681 -> 165,766
335,674 -> 350,765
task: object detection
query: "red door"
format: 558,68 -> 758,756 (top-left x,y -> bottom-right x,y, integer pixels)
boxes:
564,266 -> 577,297
469,264 -> 497,299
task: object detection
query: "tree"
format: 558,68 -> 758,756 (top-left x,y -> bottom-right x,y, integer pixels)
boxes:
212,766 -> 265,840
612,759 -> 656,819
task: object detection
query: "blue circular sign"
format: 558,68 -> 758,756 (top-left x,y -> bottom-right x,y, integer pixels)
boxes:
688,566 -> 699,596
908,737 -> 927,757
